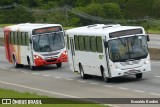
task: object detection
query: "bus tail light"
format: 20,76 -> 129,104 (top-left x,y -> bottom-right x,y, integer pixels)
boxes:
34,55 -> 43,60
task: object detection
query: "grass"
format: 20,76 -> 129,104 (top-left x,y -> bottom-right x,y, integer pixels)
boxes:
147,29 -> 160,34
0,24 -> 13,28
0,88 -> 107,107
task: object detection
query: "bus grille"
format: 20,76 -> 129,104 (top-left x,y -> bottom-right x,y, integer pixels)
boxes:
124,70 -> 141,75
120,60 -> 140,66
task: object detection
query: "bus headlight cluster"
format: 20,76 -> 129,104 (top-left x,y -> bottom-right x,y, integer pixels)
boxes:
110,64 -> 118,69
145,60 -> 150,64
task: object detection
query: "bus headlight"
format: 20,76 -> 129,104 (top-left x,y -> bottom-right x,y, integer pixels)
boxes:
110,64 -> 117,69
145,60 -> 150,64
34,55 -> 43,60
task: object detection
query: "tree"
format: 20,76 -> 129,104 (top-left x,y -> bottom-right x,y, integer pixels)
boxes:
102,3 -> 123,19
0,7 -> 35,23
124,0 -> 153,19
150,0 -> 160,18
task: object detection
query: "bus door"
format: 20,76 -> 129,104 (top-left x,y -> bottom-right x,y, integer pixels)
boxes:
69,38 -> 76,72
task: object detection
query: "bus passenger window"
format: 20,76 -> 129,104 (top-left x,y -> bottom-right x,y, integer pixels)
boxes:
79,36 -> 85,51
18,32 -> 21,45
96,36 -> 103,53
10,32 -> 13,44
74,35 -> 79,50
22,32 -> 25,45
14,32 -> 18,45
25,32 -> 29,46
84,36 -> 90,51
67,35 -> 70,49
90,36 -> 96,52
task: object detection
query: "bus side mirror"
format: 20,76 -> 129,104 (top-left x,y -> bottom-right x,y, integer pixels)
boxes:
146,35 -> 150,41
104,41 -> 108,48
29,37 -> 32,44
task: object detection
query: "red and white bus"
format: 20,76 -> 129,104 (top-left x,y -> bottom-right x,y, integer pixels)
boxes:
4,23 -> 67,70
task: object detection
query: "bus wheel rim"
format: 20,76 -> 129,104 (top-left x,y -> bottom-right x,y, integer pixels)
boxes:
103,72 -> 106,81
80,67 -> 84,77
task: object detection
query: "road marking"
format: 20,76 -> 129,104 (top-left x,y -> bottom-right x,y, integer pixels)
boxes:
21,71 -> 28,74
1,68 -> 7,70
105,104 -> 119,107
78,80 -> 86,83
90,82 -> 99,85
43,74 -> 51,77
54,76 -> 62,79
133,90 -> 144,93
104,85 -> 114,88
65,78 -> 73,81
0,80 -> 79,98
32,73 -> 40,75
150,93 -> 160,96
117,87 -> 128,90
10,69 -> 17,71
155,76 -> 160,78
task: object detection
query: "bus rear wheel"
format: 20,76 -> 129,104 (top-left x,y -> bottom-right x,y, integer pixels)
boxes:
136,73 -> 142,79
13,56 -> 20,68
56,63 -> 62,68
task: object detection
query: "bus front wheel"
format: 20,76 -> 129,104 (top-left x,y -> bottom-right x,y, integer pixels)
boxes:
136,73 -> 142,79
28,58 -> 36,70
102,71 -> 111,83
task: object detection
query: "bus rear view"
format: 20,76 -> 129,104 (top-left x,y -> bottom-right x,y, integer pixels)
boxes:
66,24 -> 151,83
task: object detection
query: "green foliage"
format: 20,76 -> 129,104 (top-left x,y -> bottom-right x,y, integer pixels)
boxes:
77,3 -> 103,17
0,0 -> 160,28
150,0 -> 160,18
124,0 -> 153,19
102,3 -> 123,19
0,7 -> 35,24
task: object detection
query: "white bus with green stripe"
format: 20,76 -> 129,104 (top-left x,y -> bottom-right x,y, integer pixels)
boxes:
66,24 -> 151,83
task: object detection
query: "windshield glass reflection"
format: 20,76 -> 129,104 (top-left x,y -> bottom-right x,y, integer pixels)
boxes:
108,35 -> 148,62
33,32 -> 65,52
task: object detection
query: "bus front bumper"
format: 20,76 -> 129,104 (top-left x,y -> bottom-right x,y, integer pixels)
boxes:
34,57 -> 68,66
110,63 -> 151,78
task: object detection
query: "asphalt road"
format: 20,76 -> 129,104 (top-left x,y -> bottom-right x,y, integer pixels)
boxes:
0,28 -> 160,48
0,46 -> 160,107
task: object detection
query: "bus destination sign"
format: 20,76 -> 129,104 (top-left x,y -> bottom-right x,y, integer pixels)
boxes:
109,29 -> 143,38
32,26 -> 62,35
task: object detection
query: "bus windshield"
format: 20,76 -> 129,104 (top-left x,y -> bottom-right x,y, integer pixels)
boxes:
33,32 -> 65,52
108,35 -> 148,62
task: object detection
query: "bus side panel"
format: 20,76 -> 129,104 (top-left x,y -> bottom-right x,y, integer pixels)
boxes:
4,27 -> 11,62
21,46 -> 30,65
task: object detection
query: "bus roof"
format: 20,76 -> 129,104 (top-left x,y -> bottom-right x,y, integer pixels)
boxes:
66,24 -> 144,36
4,23 -> 62,32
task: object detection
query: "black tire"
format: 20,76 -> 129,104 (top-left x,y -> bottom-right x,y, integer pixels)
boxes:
56,63 -> 62,68
102,70 -> 112,83
28,58 -> 36,70
13,56 -> 19,68
136,73 -> 142,79
79,64 -> 87,79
